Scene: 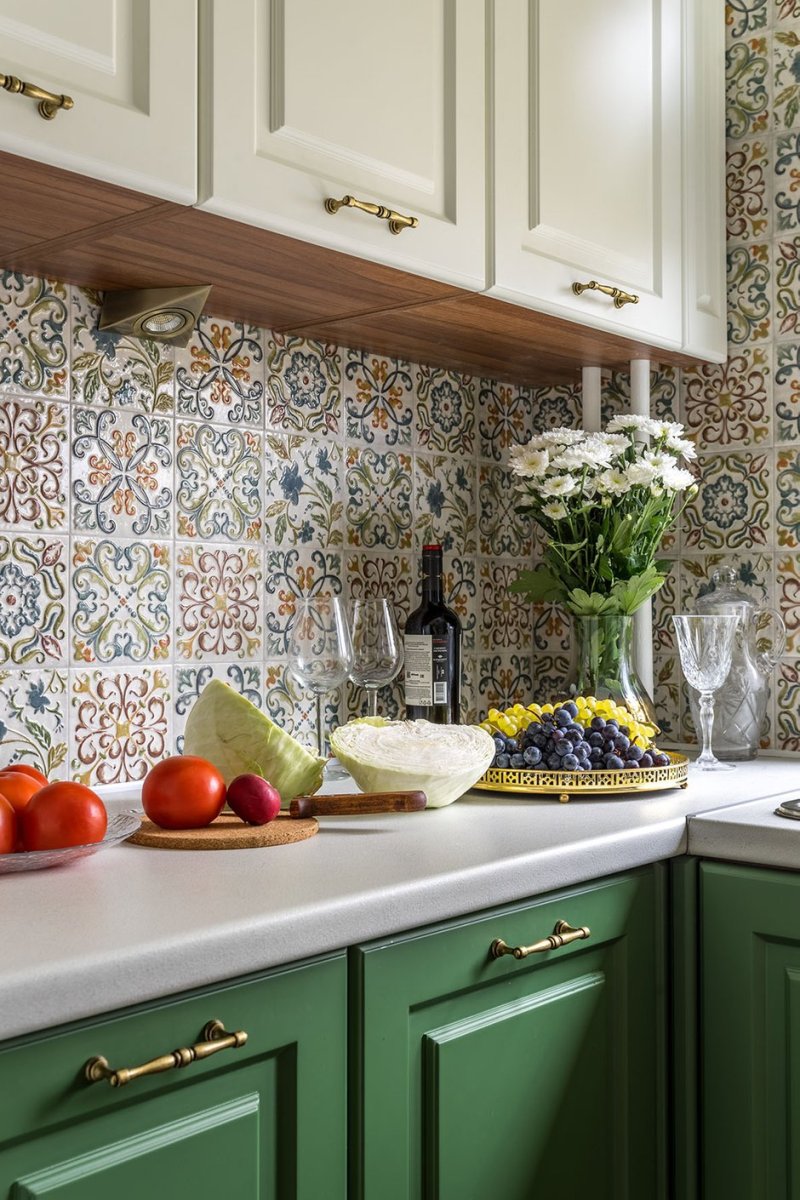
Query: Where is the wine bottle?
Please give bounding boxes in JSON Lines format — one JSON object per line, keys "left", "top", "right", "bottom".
{"left": 403, "top": 544, "right": 461, "bottom": 724}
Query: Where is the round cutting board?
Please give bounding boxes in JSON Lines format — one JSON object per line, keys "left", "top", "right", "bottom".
{"left": 128, "top": 812, "right": 318, "bottom": 850}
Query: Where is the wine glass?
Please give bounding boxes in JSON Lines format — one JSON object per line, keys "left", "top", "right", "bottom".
{"left": 349, "top": 598, "right": 404, "bottom": 717}
{"left": 287, "top": 596, "right": 352, "bottom": 759}
{"left": 672, "top": 614, "right": 739, "bottom": 771}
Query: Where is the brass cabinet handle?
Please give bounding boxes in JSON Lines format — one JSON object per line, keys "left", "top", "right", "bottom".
{"left": 0, "top": 73, "right": 74, "bottom": 120}
{"left": 572, "top": 279, "right": 639, "bottom": 308}
{"left": 84, "top": 1020, "right": 247, "bottom": 1089}
{"left": 490, "top": 919, "right": 591, "bottom": 960}
{"left": 324, "top": 193, "right": 418, "bottom": 235}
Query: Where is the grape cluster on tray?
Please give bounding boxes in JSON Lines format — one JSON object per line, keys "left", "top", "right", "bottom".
{"left": 480, "top": 698, "right": 670, "bottom": 773}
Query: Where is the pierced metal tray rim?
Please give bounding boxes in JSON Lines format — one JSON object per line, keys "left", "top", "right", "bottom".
{"left": 473, "top": 752, "right": 689, "bottom": 801}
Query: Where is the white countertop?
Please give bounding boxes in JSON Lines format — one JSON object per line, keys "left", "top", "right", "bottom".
{"left": 2, "top": 758, "right": 800, "bottom": 1042}
{"left": 689, "top": 786, "right": 800, "bottom": 868}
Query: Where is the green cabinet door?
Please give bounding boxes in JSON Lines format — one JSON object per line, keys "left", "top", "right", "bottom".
{"left": 351, "top": 866, "right": 667, "bottom": 1200}
{"left": 0, "top": 953, "right": 346, "bottom": 1200}
{"left": 701, "top": 861, "right": 800, "bottom": 1200}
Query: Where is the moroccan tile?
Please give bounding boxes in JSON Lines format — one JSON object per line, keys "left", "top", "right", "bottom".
{"left": 529, "top": 384, "right": 581, "bottom": 431}
{"left": 727, "top": 0, "right": 769, "bottom": 40}
{"left": 0, "top": 274, "right": 68, "bottom": 398}
{"left": 71, "top": 538, "right": 170, "bottom": 666}
{"left": 266, "top": 334, "right": 341, "bottom": 436}
{"left": 415, "top": 455, "right": 476, "bottom": 554}
{"left": 477, "top": 654, "right": 534, "bottom": 715}
{"left": 775, "top": 132, "right": 800, "bottom": 230}
{"left": 346, "top": 446, "right": 412, "bottom": 549}
{"left": 727, "top": 243, "right": 771, "bottom": 343}
{"left": 774, "top": 29, "right": 800, "bottom": 129}
{"left": 530, "top": 653, "right": 571, "bottom": 703}
{"left": 175, "top": 421, "right": 262, "bottom": 542}
{"left": 176, "top": 543, "right": 263, "bottom": 661}
{"left": 530, "top": 603, "right": 571, "bottom": 656}
{"left": 601, "top": 365, "right": 681, "bottom": 426}
{"left": 461, "top": 655, "right": 478, "bottom": 725}
{"left": 477, "top": 380, "right": 532, "bottom": 462}
{"left": 445, "top": 556, "right": 478, "bottom": 654}
{"left": 651, "top": 654, "right": 681, "bottom": 744}
{"left": 478, "top": 464, "right": 531, "bottom": 558}
{"left": 776, "top": 447, "right": 800, "bottom": 545}
{"left": 776, "top": 0, "right": 800, "bottom": 23}
{"left": 682, "top": 451, "right": 771, "bottom": 549}
{"left": 775, "top": 235, "right": 800, "bottom": 336}
{"left": 727, "top": 138, "right": 771, "bottom": 240}
{"left": 0, "top": 536, "right": 66, "bottom": 666}
{"left": 776, "top": 659, "right": 800, "bottom": 748}
{"left": 0, "top": 398, "right": 67, "bottom": 531}
{"left": 343, "top": 350, "right": 413, "bottom": 446}
{"left": 175, "top": 315, "right": 263, "bottom": 426}
{"left": 71, "top": 667, "right": 170, "bottom": 786}
{"left": 776, "top": 553, "right": 800, "bottom": 652}
{"left": 653, "top": 562, "right": 680, "bottom": 653}
{"left": 264, "top": 435, "right": 343, "bottom": 548}
{"left": 0, "top": 668, "right": 67, "bottom": 776}
{"left": 775, "top": 341, "right": 800, "bottom": 440}
{"left": 264, "top": 548, "right": 343, "bottom": 656}
{"left": 681, "top": 348, "right": 771, "bottom": 448}
{"left": 71, "top": 287, "right": 174, "bottom": 413}
{"left": 345, "top": 551, "right": 415, "bottom": 627}
{"left": 264, "top": 659, "right": 340, "bottom": 747}
{"left": 681, "top": 554, "right": 773, "bottom": 612}
{"left": 72, "top": 407, "right": 172, "bottom": 537}
{"left": 478, "top": 563, "right": 532, "bottom": 655}
{"left": 174, "top": 663, "right": 263, "bottom": 753}
{"left": 726, "top": 36, "right": 770, "bottom": 137}
{"left": 415, "top": 366, "right": 475, "bottom": 455}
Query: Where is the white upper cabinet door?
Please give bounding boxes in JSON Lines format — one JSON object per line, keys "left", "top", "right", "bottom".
{"left": 0, "top": 0, "right": 196, "bottom": 202}
{"left": 198, "top": 0, "right": 486, "bottom": 291}
{"left": 490, "top": 0, "right": 683, "bottom": 348}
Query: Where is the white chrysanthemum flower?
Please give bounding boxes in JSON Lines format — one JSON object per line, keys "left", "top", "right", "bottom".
{"left": 607, "top": 413, "right": 661, "bottom": 437}
{"left": 597, "top": 468, "right": 629, "bottom": 496}
{"left": 509, "top": 446, "right": 550, "bottom": 477}
{"left": 652, "top": 420, "right": 686, "bottom": 440}
{"left": 538, "top": 428, "right": 585, "bottom": 447}
{"left": 650, "top": 483, "right": 664, "bottom": 497}
{"left": 661, "top": 465, "right": 696, "bottom": 490}
{"left": 642, "top": 450, "right": 679, "bottom": 475}
{"left": 665, "top": 435, "right": 698, "bottom": 460}
{"left": 540, "top": 473, "right": 578, "bottom": 497}
{"left": 551, "top": 442, "right": 613, "bottom": 471}
{"left": 625, "top": 460, "right": 659, "bottom": 486}
{"left": 592, "top": 432, "right": 630, "bottom": 455}
{"left": 541, "top": 499, "right": 568, "bottom": 520}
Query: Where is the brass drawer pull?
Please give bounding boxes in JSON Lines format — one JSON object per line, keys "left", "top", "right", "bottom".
{"left": 324, "top": 193, "right": 418, "bottom": 235}
{"left": 0, "top": 72, "right": 74, "bottom": 120}
{"left": 84, "top": 1020, "right": 247, "bottom": 1089}
{"left": 572, "top": 279, "right": 639, "bottom": 308}
{"left": 490, "top": 919, "right": 590, "bottom": 960}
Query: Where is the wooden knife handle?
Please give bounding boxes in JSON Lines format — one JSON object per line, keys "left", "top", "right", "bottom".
{"left": 289, "top": 791, "right": 427, "bottom": 819}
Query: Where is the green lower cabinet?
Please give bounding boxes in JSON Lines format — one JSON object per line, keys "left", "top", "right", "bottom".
{"left": 701, "top": 861, "right": 800, "bottom": 1200}
{"left": 0, "top": 954, "right": 346, "bottom": 1200}
{"left": 351, "top": 866, "right": 668, "bottom": 1200}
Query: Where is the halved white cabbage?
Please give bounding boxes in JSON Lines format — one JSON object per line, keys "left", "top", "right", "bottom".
{"left": 330, "top": 718, "right": 495, "bottom": 808}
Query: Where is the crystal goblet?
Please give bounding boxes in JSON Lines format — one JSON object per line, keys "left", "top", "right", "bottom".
{"left": 672, "top": 613, "right": 738, "bottom": 771}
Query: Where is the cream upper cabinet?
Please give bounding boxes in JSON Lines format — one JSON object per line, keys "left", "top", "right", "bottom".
{"left": 489, "top": 0, "right": 687, "bottom": 351}
{"left": 198, "top": 0, "right": 486, "bottom": 291}
{"left": 0, "top": 0, "right": 196, "bottom": 202}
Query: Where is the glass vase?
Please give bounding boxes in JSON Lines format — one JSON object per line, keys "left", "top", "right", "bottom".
{"left": 571, "top": 614, "right": 659, "bottom": 731}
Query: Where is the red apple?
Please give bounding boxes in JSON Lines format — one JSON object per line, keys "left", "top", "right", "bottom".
{"left": 226, "top": 774, "right": 281, "bottom": 825}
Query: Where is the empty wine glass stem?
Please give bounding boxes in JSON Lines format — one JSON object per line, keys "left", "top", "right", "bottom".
{"left": 315, "top": 691, "right": 326, "bottom": 759}
{"left": 697, "top": 690, "right": 717, "bottom": 766}
{"left": 367, "top": 687, "right": 378, "bottom": 718}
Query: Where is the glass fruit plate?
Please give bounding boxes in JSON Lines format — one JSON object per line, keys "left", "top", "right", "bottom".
{"left": 0, "top": 811, "right": 141, "bottom": 875}
{"left": 473, "top": 752, "right": 689, "bottom": 803}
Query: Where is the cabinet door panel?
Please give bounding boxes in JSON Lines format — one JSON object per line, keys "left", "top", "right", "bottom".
{"left": 0, "top": 0, "right": 196, "bottom": 201}
{"left": 199, "top": 0, "right": 486, "bottom": 289}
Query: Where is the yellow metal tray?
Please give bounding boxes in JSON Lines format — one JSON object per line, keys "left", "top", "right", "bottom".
{"left": 473, "top": 752, "right": 689, "bottom": 803}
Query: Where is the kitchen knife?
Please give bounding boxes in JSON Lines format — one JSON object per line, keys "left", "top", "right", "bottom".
{"left": 289, "top": 791, "right": 427, "bottom": 819}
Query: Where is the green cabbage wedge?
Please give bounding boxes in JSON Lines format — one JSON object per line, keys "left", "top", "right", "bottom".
{"left": 329, "top": 719, "right": 495, "bottom": 808}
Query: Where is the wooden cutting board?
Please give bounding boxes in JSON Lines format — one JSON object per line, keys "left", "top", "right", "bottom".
{"left": 129, "top": 812, "right": 318, "bottom": 851}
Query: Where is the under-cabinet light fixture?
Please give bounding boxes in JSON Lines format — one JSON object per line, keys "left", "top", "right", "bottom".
{"left": 98, "top": 285, "right": 212, "bottom": 347}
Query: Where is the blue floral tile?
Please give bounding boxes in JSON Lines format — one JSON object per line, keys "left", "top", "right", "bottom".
{"left": 530, "top": 653, "right": 570, "bottom": 704}
{"left": 776, "top": 447, "right": 800, "bottom": 545}
{"left": 343, "top": 350, "right": 413, "bottom": 446}
{"left": 776, "top": 553, "right": 800, "bottom": 652}
{"left": 71, "top": 667, "right": 170, "bottom": 787}
{"left": 775, "top": 132, "right": 800, "bottom": 231}
{"left": 0, "top": 536, "right": 66, "bottom": 665}
{"left": 72, "top": 287, "right": 174, "bottom": 413}
{"left": 479, "top": 560, "right": 532, "bottom": 653}
{"left": 683, "top": 452, "right": 771, "bottom": 549}
{"left": 0, "top": 668, "right": 67, "bottom": 776}
{"left": 264, "top": 659, "right": 340, "bottom": 746}
{"left": 774, "top": 29, "right": 800, "bottom": 129}
{"left": 478, "top": 464, "right": 532, "bottom": 558}
{"left": 264, "top": 435, "right": 343, "bottom": 547}
{"left": 72, "top": 408, "right": 172, "bottom": 537}
{"left": 529, "top": 383, "right": 581, "bottom": 431}
{"left": 176, "top": 315, "right": 263, "bottom": 426}
{"left": 727, "top": 0, "right": 768, "bottom": 40}
{"left": 176, "top": 543, "right": 263, "bottom": 661}
{"left": 682, "top": 348, "right": 771, "bottom": 448}
{"left": 346, "top": 446, "right": 412, "bottom": 549}
{"left": 681, "top": 552, "right": 772, "bottom": 610}
{"left": 267, "top": 334, "right": 341, "bottom": 436}
{"left": 477, "top": 654, "right": 534, "bottom": 715}
{"left": 776, "top": 659, "right": 800, "bottom": 749}
{"left": 477, "top": 380, "right": 532, "bottom": 463}
{"left": 175, "top": 421, "right": 262, "bottom": 541}
{"left": 726, "top": 36, "right": 770, "bottom": 137}
{"left": 776, "top": 341, "right": 800, "bottom": 439}
{"left": 0, "top": 273, "right": 68, "bottom": 398}
{"left": 414, "top": 455, "right": 476, "bottom": 554}
{"left": 415, "top": 366, "right": 475, "bottom": 455}
{"left": 71, "top": 538, "right": 170, "bottom": 665}
{"left": 174, "top": 664, "right": 263, "bottom": 753}
{"left": 0, "top": 399, "right": 67, "bottom": 531}
{"left": 264, "top": 548, "right": 343, "bottom": 656}
{"left": 775, "top": 236, "right": 800, "bottom": 336}
{"left": 727, "top": 138, "right": 771, "bottom": 241}
{"left": 346, "top": 550, "right": 415, "bottom": 629}
{"left": 727, "top": 243, "right": 771, "bottom": 343}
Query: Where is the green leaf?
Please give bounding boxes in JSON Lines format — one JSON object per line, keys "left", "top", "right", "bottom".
{"left": 610, "top": 567, "right": 667, "bottom": 614}
{"left": 508, "top": 567, "right": 565, "bottom": 604}
{"left": 566, "top": 589, "right": 620, "bottom": 616}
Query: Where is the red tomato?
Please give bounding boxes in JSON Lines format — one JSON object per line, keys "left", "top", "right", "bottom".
{"left": 21, "top": 782, "right": 107, "bottom": 851}
{"left": 142, "top": 756, "right": 226, "bottom": 829}
{"left": 0, "top": 771, "right": 42, "bottom": 814}
{"left": 1, "top": 764, "right": 48, "bottom": 788}
{"left": 0, "top": 795, "right": 16, "bottom": 855}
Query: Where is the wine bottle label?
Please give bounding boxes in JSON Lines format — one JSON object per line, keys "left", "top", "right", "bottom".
{"left": 404, "top": 634, "right": 449, "bottom": 707}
